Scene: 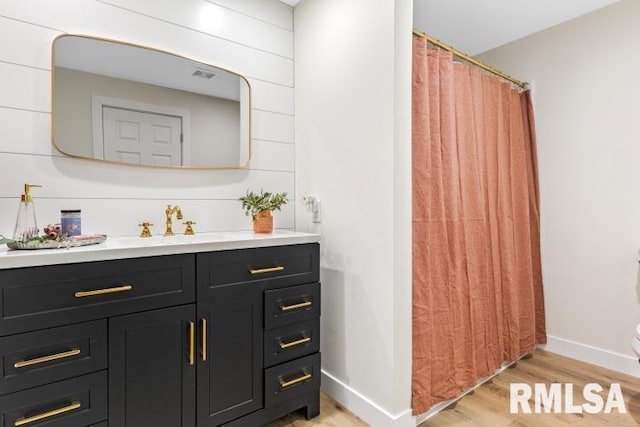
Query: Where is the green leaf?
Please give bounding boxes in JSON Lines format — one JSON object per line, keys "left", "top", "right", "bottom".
{"left": 0, "top": 235, "right": 15, "bottom": 245}
{"left": 238, "top": 189, "right": 289, "bottom": 221}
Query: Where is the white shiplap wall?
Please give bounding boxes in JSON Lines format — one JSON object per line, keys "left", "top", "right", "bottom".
{"left": 0, "top": 0, "right": 295, "bottom": 238}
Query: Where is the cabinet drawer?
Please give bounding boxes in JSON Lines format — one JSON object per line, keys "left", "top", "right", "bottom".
{"left": 0, "top": 254, "right": 195, "bottom": 335}
{"left": 0, "top": 320, "right": 106, "bottom": 396}
{"left": 264, "top": 282, "right": 320, "bottom": 330}
{"left": 264, "top": 319, "right": 320, "bottom": 368}
{"left": 197, "top": 244, "right": 319, "bottom": 298}
{"left": 0, "top": 371, "right": 107, "bottom": 427}
{"left": 264, "top": 353, "right": 321, "bottom": 408}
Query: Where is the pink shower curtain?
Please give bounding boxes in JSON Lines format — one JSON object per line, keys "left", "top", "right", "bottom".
{"left": 411, "top": 36, "right": 547, "bottom": 414}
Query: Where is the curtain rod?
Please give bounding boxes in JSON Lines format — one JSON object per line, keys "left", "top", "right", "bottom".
{"left": 412, "top": 29, "right": 528, "bottom": 89}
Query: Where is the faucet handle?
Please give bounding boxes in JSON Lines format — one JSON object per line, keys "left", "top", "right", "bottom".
{"left": 138, "top": 222, "right": 153, "bottom": 238}
{"left": 183, "top": 221, "right": 196, "bottom": 236}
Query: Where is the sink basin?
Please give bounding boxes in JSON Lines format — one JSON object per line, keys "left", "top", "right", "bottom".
{"left": 113, "top": 232, "right": 237, "bottom": 247}
{"left": 169, "top": 233, "right": 235, "bottom": 244}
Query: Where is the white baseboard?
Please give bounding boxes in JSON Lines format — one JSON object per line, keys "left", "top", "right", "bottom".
{"left": 541, "top": 335, "right": 640, "bottom": 378}
{"left": 321, "top": 370, "right": 415, "bottom": 427}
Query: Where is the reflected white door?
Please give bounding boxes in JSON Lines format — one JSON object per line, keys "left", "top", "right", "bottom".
{"left": 102, "top": 107, "right": 183, "bottom": 166}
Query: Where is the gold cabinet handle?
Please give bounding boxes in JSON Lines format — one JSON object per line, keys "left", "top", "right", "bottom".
{"left": 280, "top": 373, "right": 312, "bottom": 389}
{"left": 15, "top": 402, "right": 81, "bottom": 426}
{"left": 188, "top": 322, "right": 195, "bottom": 366}
{"left": 14, "top": 349, "right": 81, "bottom": 369}
{"left": 279, "top": 337, "right": 311, "bottom": 349}
{"left": 201, "top": 318, "right": 207, "bottom": 362}
{"left": 280, "top": 301, "right": 312, "bottom": 311}
{"left": 74, "top": 285, "right": 132, "bottom": 298}
{"left": 249, "top": 266, "right": 284, "bottom": 275}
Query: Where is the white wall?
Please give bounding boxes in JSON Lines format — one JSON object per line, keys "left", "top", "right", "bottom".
{"left": 295, "top": 0, "right": 414, "bottom": 425}
{"left": 478, "top": 0, "right": 640, "bottom": 376}
{"left": 0, "top": 0, "right": 294, "bottom": 238}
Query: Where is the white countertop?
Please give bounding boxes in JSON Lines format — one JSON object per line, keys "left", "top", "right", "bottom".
{"left": 0, "top": 230, "right": 320, "bottom": 270}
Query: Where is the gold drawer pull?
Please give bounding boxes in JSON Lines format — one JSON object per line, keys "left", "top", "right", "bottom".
{"left": 75, "top": 285, "right": 132, "bottom": 298}
{"left": 280, "top": 301, "right": 312, "bottom": 311}
{"left": 15, "top": 402, "right": 81, "bottom": 426}
{"left": 280, "top": 373, "right": 312, "bottom": 389}
{"left": 14, "top": 349, "right": 81, "bottom": 369}
{"left": 279, "top": 337, "right": 311, "bottom": 349}
{"left": 249, "top": 266, "right": 284, "bottom": 275}
{"left": 189, "top": 322, "right": 195, "bottom": 366}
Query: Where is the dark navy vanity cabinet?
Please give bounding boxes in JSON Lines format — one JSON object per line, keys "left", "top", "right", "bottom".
{"left": 0, "top": 243, "right": 320, "bottom": 427}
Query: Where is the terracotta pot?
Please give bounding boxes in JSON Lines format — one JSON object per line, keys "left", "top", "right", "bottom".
{"left": 253, "top": 210, "right": 273, "bottom": 233}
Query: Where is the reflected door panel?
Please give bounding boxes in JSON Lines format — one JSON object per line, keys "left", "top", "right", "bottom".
{"left": 102, "top": 107, "right": 182, "bottom": 167}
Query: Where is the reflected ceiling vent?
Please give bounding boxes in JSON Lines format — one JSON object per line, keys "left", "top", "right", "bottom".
{"left": 192, "top": 67, "right": 217, "bottom": 79}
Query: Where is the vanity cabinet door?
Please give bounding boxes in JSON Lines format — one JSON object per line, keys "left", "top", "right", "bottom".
{"left": 109, "top": 305, "right": 196, "bottom": 427}
{"left": 197, "top": 283, "right": 263, "bottom": 426}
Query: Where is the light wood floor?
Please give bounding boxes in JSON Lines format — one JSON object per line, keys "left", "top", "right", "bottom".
{"left": 423, "top": 349, "right": 640, "bottom": 426}
{"left": 264, "top": 350, "right": 640, "bottom": 426}
{"left": 263, "top": 392, "right": 366, "bottom": 426}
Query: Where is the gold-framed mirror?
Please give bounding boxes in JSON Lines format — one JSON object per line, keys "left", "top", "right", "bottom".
{"left": 52, "top": 34, "right": 251, "bottom": 169}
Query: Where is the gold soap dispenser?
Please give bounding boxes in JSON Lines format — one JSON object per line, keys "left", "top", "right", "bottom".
{"left": 12, "top": 183, "right": 42, "bottom": 243}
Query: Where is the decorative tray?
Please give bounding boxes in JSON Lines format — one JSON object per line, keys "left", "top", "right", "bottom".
{"left": 6, "top": 234, "right": 107, "bottom": 250}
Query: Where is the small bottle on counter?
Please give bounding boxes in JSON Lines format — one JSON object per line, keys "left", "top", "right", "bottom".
{"left": 61, "top": 209, "right": 81, "bottom": 236}
{"left": 13, "top": 183, "right": 42, "bottom": 243}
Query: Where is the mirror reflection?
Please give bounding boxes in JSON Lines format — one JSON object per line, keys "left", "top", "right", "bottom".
{"left": 52, "top": 35, "right": 251, "bottom": 169}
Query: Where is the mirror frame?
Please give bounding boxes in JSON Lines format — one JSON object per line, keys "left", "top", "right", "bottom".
{"left": 51, "top": 33, "right": 253, "bottom": 170}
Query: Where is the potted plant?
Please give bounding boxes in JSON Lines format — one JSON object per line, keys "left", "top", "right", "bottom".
{"left": 239, "top": 190, "right": 288, "bottom": 233}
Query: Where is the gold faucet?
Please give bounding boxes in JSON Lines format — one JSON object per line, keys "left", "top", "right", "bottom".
{"left": 183, "top": 221, "right": 196, "bottom": 235}
{"left": 164, "top": 204, "right": 183, "bottom": 236}
{"left": 138, "top": 222, "right": 153, "bottom": 238}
